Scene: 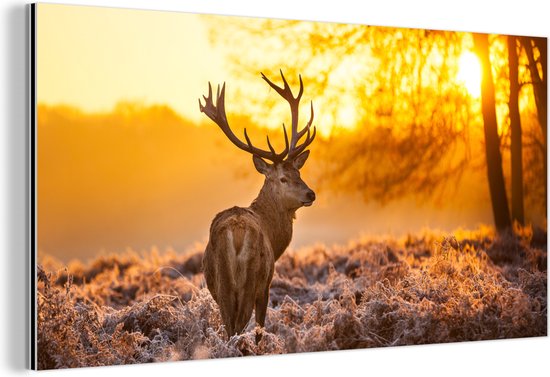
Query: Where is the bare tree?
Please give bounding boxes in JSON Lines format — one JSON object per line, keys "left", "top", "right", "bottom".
{"left": 521, "top": 37, "right": 547, "bottom": 208}
{"left": 474, "top": 33, "right": 511, "bottom": 231}
{"left": 508, "top": 36, "right": 525, "bottom": 225}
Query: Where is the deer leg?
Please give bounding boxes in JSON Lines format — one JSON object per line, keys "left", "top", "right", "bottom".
{"left": 217, "top": 284, "right": 237, "bottom": 338}
{"left": 233, "top": 262, "right": 257, "bottom": 334}
{"left": 214, "top": 246, "right": 238, "bottom": 338}
{"left": 254, "top": 285, "right": 270, "bottom": 343}
{"left": 234, "top": 294, "right": 255, "bottom": 335}
{"left": 255, "top": 287, "right": 269, "bottom": 328}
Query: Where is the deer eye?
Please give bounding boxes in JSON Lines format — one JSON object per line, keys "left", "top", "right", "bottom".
{"left": 280, "top": 177, "right": 288, "bottom": 184}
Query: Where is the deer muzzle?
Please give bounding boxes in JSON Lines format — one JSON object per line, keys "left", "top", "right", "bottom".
{"left": 302, "top": 190, "right": 316, "bottom": 206}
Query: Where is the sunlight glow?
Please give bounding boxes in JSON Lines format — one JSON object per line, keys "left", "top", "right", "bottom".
{"left": 457, "top": 52, "right": 482, "bottom": 97}
{"left": 338, "top": 105, "right": 357, "bottom": 130}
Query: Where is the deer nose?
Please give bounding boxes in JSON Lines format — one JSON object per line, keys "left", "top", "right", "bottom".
{"left": 306, "top": 190, "right": 316, "bottom": 202}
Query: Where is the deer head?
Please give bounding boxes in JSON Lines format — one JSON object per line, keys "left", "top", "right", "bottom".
{"left": 199, "top": 70, "right": 316, "bottom": 210}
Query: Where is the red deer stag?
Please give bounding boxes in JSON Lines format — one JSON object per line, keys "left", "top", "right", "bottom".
{"left": 199, "top": 71, "right": 316, "bottom": 339}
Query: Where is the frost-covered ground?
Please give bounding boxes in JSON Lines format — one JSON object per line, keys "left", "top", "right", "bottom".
{"left": 37, "top": 227, "right": 547, "bottom": 369}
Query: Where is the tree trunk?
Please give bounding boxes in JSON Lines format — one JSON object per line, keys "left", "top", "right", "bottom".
{"left": 521, "top": 37, "right": 547, "bottom": 208}
{"left": 473, "top": 33, "right": 512, "bottom": 232}
{"left": 521, "top": 37, "right": 548, "bottom": 141}
{"left": 508, "top": 36, "right": 524, "bottom": 225}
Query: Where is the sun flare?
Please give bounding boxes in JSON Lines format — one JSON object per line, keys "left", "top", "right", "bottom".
{"left": 457, "top": 51, "right": 482, "bottom": 97}
{"left": 338, "top": 104, "right": 357, "bottom": 130}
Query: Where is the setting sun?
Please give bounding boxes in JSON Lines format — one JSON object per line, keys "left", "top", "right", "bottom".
{"left": 457, "top": 51, "right": 482, "bottom": 97}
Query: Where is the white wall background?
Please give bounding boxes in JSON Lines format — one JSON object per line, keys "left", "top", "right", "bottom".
{"left": 1, "top": 0, "right": 548, "bottom": 376}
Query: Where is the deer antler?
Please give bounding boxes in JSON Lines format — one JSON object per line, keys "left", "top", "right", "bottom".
{"left": 199, "top": 82, "right": 289, "bottom": 163}
{"left": 261, "top": 70, "right": 316, "bottom": 160}
{"left": 199, "top": 70, "right": 315, "bottom": 163}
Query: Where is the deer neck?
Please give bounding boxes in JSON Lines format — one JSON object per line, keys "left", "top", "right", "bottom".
{"left": 250, "top": 183, "right": 295, "bottom": 261}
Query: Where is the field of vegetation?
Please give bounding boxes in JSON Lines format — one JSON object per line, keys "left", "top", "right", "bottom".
{"left": 37, "top": 226, "right": 547, "bottom": 370}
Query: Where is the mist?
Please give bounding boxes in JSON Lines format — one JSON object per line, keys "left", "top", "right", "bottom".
{"left": 38, "top": 103, "right": 508, "bottom": 262}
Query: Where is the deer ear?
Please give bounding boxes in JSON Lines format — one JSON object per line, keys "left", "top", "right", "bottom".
{"left": 292, "top": 150, "right": 310, "bottom": 169}
{"left": 253, "top": 155, "right": 271, "bottom": 175}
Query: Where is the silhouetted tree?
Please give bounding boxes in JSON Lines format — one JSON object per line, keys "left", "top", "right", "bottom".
{"left": 507, "top": 36, "right": 524, "bottom": 225}
{"left": 474, "top": 33, "right": 511, "bottom": 231}
{"left": 521, "top": 37, "right": 547, "bottom": 142}
{"left": 521, "top": 37, "right": 547, "bottom": 209}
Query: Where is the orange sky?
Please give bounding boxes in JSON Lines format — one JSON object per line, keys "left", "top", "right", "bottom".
{"left": 37, "top": 4, "right": 229, "bottom": 124}
{"left": 37, "top": 4, "right": 366, "bottom": 137}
